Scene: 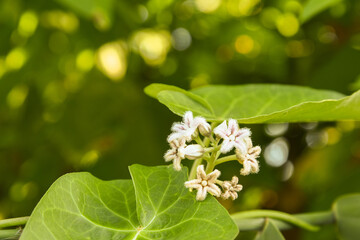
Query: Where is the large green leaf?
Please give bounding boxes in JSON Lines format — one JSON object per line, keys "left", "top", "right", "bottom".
{"left": 333, "top": 194, "right": 360, "bottom": 240}
{"left": 21, "top": 165, "right": 238, "bottom": 240}
{"left": 254, "top": 220, "right": 285, "bottom": 240}
{"left": 20, "top": 173, "right": 139, "bottom": 239}
{"left": 300, "top": 0, "right": 342, "bottom": 23}
{"left": 128, "top": 165, "right": 238, "bottom": 240}
{"left": 145, "top": 83, "right": 360, "bottom": 123}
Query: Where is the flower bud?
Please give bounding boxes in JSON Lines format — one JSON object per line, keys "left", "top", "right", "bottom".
{"left": 183, "top": 144, "right": 204, "bottom": 160}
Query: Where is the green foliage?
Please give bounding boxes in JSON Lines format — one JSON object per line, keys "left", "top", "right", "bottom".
{"left": 0, "top": 0, "right": 360, "bottom": 239}
{"left": 300, "top": 0, "right": 342, "bottom": 23}
{"left": 21, "top": 165, "right": 238, "bottom": 240}
{"left": 56, "top": 0, "right": 115, "bottom": 29}
{"left": 145, "top": 83, "right": 360, "bottom": 123}
{"left": 255, "top": 220, "right": 285, "bottom": 240}
{"left": 333, "top": 194, "right": 360, "bottom": 240}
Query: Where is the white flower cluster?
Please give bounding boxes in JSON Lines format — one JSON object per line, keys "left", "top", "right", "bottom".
{"left": 164, "top": 111, "right": 261, "bottom": 201}
{"left": 164, "top": 111, "right": 211, "bottom": 171}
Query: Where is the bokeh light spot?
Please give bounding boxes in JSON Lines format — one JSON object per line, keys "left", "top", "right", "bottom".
{"left": 132, "top": 30, "right": 171, "bottom": 66}
{"left": 282, "top": 161, "right": 294, "bottom": 181}
{"left": 238, "top": 0, "right": 262, "bottom": 16}
{"left": 138, "top": 5, "right": 149, "bottom": 22}
{"left": 264, "top": 137, "right": 289, "bottom": 167}
{"left": 42, "top": 11, "right": 79, "bottom": 33}
{"left": 7, "top": 84, "right": 29, "bottom": 109}
{"left": 235, "top": 35, "right": 254, "bottom": 54}
{"left": 318, "top": 25, "right": 337, "bottom": 44}
{"left": 265, "top": 123, "right": 289, "bottom": 137}
{"left": 76, "top": 49, "right": 95, "bottom": 72}
{"left": 80, "top": 150, "right": 100, "bottom": 167}
{"left": 18, "top": 11, "right": 38, "bottom": 37}
{"left": 190, "top": 73, "right": 210, "bottom": 89}
{"left": 172, "top": 28, "right": 192, "bottom": 51}
{"left": 5, "top": 48, "right": 27, "bottom": 70}
{"left": 195, "top": 0, "right": 221, "bottom": 13}
{"left": 260, "top": 7, "right": 281, "bottom": 29}
{"left": 96, "top": 42, "right": 127, "bottom": 81}
{"left": 306, "top": 130, "right": 328, "bottom": 149}
{"left": 276, "top": 13, "right": 299, "bottom": 37}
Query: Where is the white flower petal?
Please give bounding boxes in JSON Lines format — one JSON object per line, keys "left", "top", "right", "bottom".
{"left": 196, "top": 187, "right": 207, "bottom": 201}
{"left": 207, "top": 184, "right": 222, "bottom": 197}
{"left": 172, "top": 157, "right": 182, "bottom": 171}
{"left": 207, "top": 169, "right": 221, "bottom": 182}
{"left": 164, "top": 149, "right": 175, "bottom": 162}
{"left": 213, "top": 120, "right": 228, "bottom": 138}
{"left": 228, "top": 119, "right": 239, "bottom": 135}
{"left": 184, "top": 179, "right": 201, "bottom": 189}
{"left": 171, "top": 122, "right": 186, "bottom": 132}
{"left": 236, "top": 127, "right": 251, "bottom": 138}
{"left": 234, "top": 139, "right": 248, "bottom": 155}
{"left": 220, "top": 139, "right": 234, "bottom": 153}
{"left": 196, "top": 165, "right": 207, "bottom": 179}
{"left": 183, "top": 111, "right": 194, "bottom": 127}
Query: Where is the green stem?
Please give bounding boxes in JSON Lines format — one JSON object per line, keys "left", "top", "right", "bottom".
{"left": 231, "top": 210, "right": 322, "bottom": 232}
{"left": 232, "top": 211, "right": 334, "bottom": 231}
{"left": 0, "top": 217, "right": 29, "bottom": 229}
{"left": 215, "top": 154, "right": 237, "bottom": 165}
{"left": 0, "top": 229, "right": 21, "bottom": 238}
{"left": 206, "top": 149, "right": 219, "bottom": 174}
{"left": 194, "top": 135, "right": 205, "bottom": 147}
{"left": 189, "top": 158, "right": 203, "bottom": 180}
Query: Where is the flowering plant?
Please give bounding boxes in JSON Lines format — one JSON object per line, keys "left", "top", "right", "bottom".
{"left": 164, "top": 111, "right": 260, "bottom": 201}
{"left": 1, "top": 84, "right": 360, "bottom": 240}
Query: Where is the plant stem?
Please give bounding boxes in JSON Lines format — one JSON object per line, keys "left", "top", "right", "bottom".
{"left": 231, "top": 210, "right": 323, "bottom": 232}
{"left": 194, "top": 135, "right": 205, "bottom": 147}
{"left": 215, "top": 154, "right": 237, "bottom": 165}
{"left": 0, "top": 217, "right": 29, "bottom": 229}
{"left": 189, "top": 158, "right": 203, "bottom": 180}
{"left": 232, "top": 211, "right": 334, "bottom": 231}
{"left": 206, "top": 149, "right": 219, "bottom": 174}
{"left": 0, "top": 229, "right": 21, "bottom": 238}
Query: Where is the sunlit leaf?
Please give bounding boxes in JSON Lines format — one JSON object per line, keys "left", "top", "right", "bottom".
{"left": 145, "top": 83, "right": 360, "bottom": 123}
{"left": 333, "top": 194, "right": 360, "bottom": 240}
{"left": 255, "top": 220, "right": 285, "bottom": 240}
{"left": 300, "top": 0, "right": 342, "bottom": 23}
{"left": 21, "top": 166, "right": 238, "bottom": 240}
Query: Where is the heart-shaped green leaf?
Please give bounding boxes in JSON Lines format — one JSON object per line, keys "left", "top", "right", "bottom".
{"left": 20, "top": 173, "right": 139, "bottom": 239}
{"left": 255, "top": 220, "right": 285, "bottom": 240}
{"left": 21, "top": 165, "right": 238, "bottom": 240}
{"left": 145, "top": 83, "right": 360, "bottom": 123}
{"left": 333, "top": 193, "right": 360, "bottom": 240}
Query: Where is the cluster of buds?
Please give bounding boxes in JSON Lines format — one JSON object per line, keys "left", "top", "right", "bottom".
{"left": 164, "top": 111, "right": 261, "bottom": 201}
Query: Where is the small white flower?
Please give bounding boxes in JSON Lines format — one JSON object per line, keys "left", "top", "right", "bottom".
{"left": 184, "top": 165, "right": 221, "bottom": 201}
{"left": 213, "top": 119, "right": 251, "bottom": 154}
{"left": 221, "top": 176, "right": 243, "bottom": 200}
{"left": 236, "top": 137, "right": 261, "bottom": 175}
{"left": 164, "top": 139, "right": 204, "bottom": 171}
{"left": 167, "top": 111, "right": 211, "bottom": 142}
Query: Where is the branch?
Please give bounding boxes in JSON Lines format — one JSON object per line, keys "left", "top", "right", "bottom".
{"left": 231, "top": 210, "right": 334, "bottom": 232}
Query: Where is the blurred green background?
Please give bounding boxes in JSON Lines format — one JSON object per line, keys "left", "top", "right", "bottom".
{"left": 0, "top": 0, "right": 360, "bottom": 239}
